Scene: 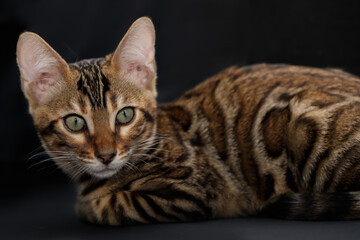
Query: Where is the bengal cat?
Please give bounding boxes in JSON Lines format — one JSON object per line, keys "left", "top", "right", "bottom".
{"left": 16, "top": 17, "right": 360, "bottom": 225}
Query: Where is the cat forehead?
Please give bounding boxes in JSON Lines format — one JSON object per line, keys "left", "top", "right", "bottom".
{"left": 68, "top": 57, "right": 146, "bottom": 111}
{"left": 70, "top": 58, "right": 110, "bottom": 109}
{"left": 70, "top": 57, "right": 106, "bottom": 71}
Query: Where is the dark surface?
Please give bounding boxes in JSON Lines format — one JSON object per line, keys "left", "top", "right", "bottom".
{"left": 2, "top": 183, "right": 360, "bottom": 240}
{"left": 1, "top": 0, "right": 360, "bottom": 239}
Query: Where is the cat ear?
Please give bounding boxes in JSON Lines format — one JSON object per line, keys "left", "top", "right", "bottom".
{"left": 16, "top": 32, "right": 70, "bottom": 106}
{"left": 111, "top": 17, "right": 157, "bottom": 96}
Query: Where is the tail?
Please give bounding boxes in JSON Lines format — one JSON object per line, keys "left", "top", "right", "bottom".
{"left": 259, "top": 192, "right": 360, "bottom": 220}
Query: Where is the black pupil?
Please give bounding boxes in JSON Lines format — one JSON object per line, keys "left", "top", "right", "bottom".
{"left": 123, "top": 111, "right": 127, "bottom": 117}
{"left": 74, "top": 118, "right": 78, "bottom": 125}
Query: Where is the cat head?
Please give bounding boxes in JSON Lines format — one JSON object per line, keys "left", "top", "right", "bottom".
{"left": 17, "top": 17, "right": 158, "bottom": 179}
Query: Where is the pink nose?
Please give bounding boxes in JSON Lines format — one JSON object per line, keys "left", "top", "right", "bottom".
{"left": 96, "top": 152, "right": 116, "bottom": 165}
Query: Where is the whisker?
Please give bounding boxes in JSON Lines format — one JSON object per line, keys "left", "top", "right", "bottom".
{"left": 34, "top": 163, "right": 60, "bottom": 173}
{"left": 70, "top": 167, "right": 88, "bottom": 181}
{"left": 26, "top": 146, "right": 44, "bottom": 157}
{"left": 28, "top": 150, "right": 75, "bottom": 161}
{"left": 28, "top": 156, "right": 71, "bottom": 169}
{"left": 124, "top": 161, "right": 140, "bottom": 173}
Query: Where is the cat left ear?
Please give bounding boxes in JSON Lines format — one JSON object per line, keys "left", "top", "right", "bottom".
{"left": 16, "top": 32, "right": 70, "bottom": 107}
{"left": 111, "top": 17, "right": 157, "bottom": 96}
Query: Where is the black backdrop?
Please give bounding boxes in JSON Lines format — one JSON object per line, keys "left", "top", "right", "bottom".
{"left": 1, "top": 0, "right": 360, "bottom": 197}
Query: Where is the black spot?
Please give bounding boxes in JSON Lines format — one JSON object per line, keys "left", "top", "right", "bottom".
{"left": 137, "top": 186, "right": 211, "bottom": 218}
{"left": 200, "top": 82, "right": 228, "bottom": 161}
{"left": 167, "top": 119, "right": 190, "bottom": 163}
{"left": 278, "top": 93, "right": 294, "bottom": 102}
{"left": 190, "top": 131, "right": 204, "bottom": 146}
{"left": 122, "top": 192, "right": 131, "bottom": 206}
{"left": 163, "top": 166, "right": 193, "bottom": 179}
{"left": 171, "top": 205, "right": 204, "bottom": 221}
{"left": 262, "top": 174, "right": 275, "bottom": 200}
{"left": 132, "top": 193, "right": 158, "bottom": 223}
{"left": 236, "top": 82, "right": 281, "bottom": 194}
{"left": 295, "top": 118, "right": 318, "bottom": 176}
{"left": 54, "top": 141, "right": 72, "bottom": 149}
{"left": 260, "top": 192, "right": 357, "bottom": 220}
{"left": 261, "top": 107, "right": 290, "bottom": 158}
{"left": 110, "top": 194, "right": 117, "bottom": 209}
{"left": 114, "top": 204, "right": 141, "bottom": 225}
{"left": 340, "top": 121, "right": 360, "bottom": 143}
{"left": 285, "top": 168, "right": 298, "bottom": 192}
{"left": 39, "top": 120, "right": 57, "bottom": 136}
{"left": 198, "top": 173, "right": 217, "bottom": 188}
{"left": 160, "top": 105, "right": 192, "bottom": 132}
{"left": 100, "top": 72, "right": 110, "bottom": 108}
{"left": 336, "top": 171, "right": 360, "bottom": 192}
{"left": 174, "top": 152, "right": 188, "bottom": 162}
{"left": 140, "top": 108, "right": 154, "bottom": 123}
{"left": 101, "top": 208, "right": 109, "bottom": 224}
{"left": 182, "top": 90, "right": 201, "bottom": 99}
{"left": 323, "top": 145, "right": 360, "bottom": 191}
{"left": 141, "top": 195, "right": 180, "bottom": 221}
{"left": 308, "top": 148, "right": 330, "bottom": 189}
{"left": 77, "top": 76, "right": 96, "bottom": 108}
{"left": 78, "top": 173, "right": 92, "bottom": 183}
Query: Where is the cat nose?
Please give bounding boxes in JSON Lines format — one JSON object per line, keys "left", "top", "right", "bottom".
{"left": 96, "top": 152, "right": 116, "bottom": 165}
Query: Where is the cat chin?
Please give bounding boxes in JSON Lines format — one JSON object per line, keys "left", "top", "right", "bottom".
{"left": 90, "top": 168, "right": 118, "bottom": 179}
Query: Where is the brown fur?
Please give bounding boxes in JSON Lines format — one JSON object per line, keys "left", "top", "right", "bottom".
{"left": 17, "top": 18, "right": 360, "bottom": 225}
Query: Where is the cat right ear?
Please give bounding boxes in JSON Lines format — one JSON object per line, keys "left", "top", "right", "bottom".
{"left": 16, "top": 32, "right": 70, "bottom": 107}
{"left": 110, "top": 17, "right": 157, "bottom": 97}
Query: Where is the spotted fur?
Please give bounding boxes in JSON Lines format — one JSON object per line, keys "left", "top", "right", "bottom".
{"left": 17, "top": 17, "right": 360, "bottom": 225}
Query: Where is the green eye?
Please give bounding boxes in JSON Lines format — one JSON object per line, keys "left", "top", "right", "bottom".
{"left": 116, "top": 107, "right": 134, "bottom": 125}
{"left": 64, "top": 115, "right": 86, "bottom": 132}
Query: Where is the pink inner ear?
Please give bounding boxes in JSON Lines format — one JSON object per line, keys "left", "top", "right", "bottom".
{"left": 17, "top": 32, "right": 68, "bottom": 105}
{"left": 38, "top": 72, "right": 56, "bottom": 90}
{"left": 25, "top": 71, "right": 58, "bottom": 104}
{"left": 124, "top": 61, "right": 153, "bottom": 89}
{"left": 137, "top": 65, "right": 154, "bottom": 89}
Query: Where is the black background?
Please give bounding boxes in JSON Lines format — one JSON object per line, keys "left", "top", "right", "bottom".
{"left": 1, "top": 1, "right": 360, "bottom": 239}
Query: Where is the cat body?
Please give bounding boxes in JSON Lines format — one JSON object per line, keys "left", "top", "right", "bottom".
{"left": 17, "top": 17, "right": 360, "bottom": 225}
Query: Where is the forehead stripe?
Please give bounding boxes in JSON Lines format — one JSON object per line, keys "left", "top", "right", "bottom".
{"left": 72, "top": 58, "right": 110, "bottom": 109}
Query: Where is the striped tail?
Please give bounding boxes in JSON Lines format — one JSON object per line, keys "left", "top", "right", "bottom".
{"left": 259, "top": 192, "right": 360, "bottom": 220}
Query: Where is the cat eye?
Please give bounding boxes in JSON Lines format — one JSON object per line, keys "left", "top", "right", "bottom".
{"left": 64, "top": 115, "right": 86, "bottom": 132}
{"left": 116, "top": 107, "right": 134, "bottom": 125}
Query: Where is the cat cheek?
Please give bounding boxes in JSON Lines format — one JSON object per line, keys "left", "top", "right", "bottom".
{"left": 77, "top": 151, "right": 92, "bottom": 160}
{"left": 119, "top": 125, "right": 133, "bottom": 138}
{"left": 123, "top": 145, "right": 130, "bottom": 152}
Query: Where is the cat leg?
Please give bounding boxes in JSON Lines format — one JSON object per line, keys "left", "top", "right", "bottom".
{"left": 75, "top": 188, "right": 211, "bottom": 225}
